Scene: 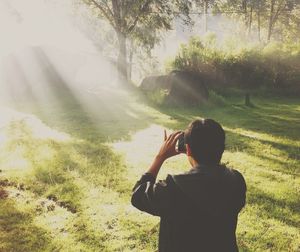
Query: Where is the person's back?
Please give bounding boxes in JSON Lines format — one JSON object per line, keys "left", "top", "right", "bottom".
{"left": 131, "top": 119, "right": 246, "bottom": 252}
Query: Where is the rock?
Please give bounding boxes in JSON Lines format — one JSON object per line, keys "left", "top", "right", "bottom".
{"left": 140, "top": 70, "right": 208, "bottom": 105}
{"left": 166, "top": 71, "right": 209, "bottom": 105}
{"left": 140, "top": 75, "right": 170, "bottom": 92}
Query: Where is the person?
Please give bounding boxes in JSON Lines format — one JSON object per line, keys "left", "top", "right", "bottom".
{"left": 131, "top": 119, "right": 246, "bottom": 252}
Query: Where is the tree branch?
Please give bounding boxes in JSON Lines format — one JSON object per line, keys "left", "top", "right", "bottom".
{"left": 127, "top": 0, "right": 152, "bottom": 34}
{"left": 112, "top": 0, "right": 122, "bottom": 27}
{"left": 272, "top": 0, "right": 286, "bottom": 24}
{"left": 88, "top": 0, "right": 117, "bottom": 30}
{"left": 102, "top": 0, "right": 115, "bottom": 22}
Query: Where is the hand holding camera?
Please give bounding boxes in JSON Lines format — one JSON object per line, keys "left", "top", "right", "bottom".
{"left": 156, "top": 130, "right": 185, "bottom": 162}
{"left": 177, "top": 131, "right": 186, "bottom": 153}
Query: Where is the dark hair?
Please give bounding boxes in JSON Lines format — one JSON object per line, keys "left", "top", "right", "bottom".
{"left": 184, "top": 119, "right": 225, "bottom": 165}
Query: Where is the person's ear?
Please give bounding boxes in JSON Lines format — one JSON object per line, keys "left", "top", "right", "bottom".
{"left": 186, "top": 144, "right": 192, "bottom": 156}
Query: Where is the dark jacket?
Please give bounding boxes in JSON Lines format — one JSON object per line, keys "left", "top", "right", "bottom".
{"left": 131, "top": 165, "right": 246, "bottom": 252}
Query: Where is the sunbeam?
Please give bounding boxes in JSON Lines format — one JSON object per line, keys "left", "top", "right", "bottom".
{"left": 0, "top": 1, "right": 299, "bottom": 251}
{"left": 0, "top": 0, "right": 137, "bottom": 136}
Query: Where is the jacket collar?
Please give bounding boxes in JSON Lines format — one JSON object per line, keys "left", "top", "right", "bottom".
{"left": 189, "top": 164, "right": 224, "bottom": 174}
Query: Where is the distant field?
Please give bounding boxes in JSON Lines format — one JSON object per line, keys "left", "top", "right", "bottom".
{"left": 0, "top": 90, "right": 299, "bottom": 251}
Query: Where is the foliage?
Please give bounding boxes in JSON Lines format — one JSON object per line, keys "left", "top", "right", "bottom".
{"left": 82, "top": 0, "right": 192, "bottom": 36}
{"left": 216, "top": 0, "right": 300, "bottom": 42}
{"left": 0, "top": 200, "right": 54, "bottom": 252}
{"left": 80, "top": 0, "right": 193, "bottom": 80}
{"left": 169, "top": 35, "right": 300, "bottom": 92}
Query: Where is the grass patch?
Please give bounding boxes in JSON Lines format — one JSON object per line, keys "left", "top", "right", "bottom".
{"left": 0, "top": 199, "right": 54, "bottom": 252}
{"left": 0, "top": 90, "right": 299, "bottom": 251}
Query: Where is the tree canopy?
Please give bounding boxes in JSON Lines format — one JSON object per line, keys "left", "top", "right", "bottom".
{"left": 79, "top": 0, "right": 300, "bottom": 81}
{"left": 82, "top": 0, "right": 192, "bottom": 81}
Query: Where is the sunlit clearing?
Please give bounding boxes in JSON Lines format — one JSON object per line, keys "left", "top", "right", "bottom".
{"left": 0, "top": 107, "right": 70, "bottom": 176}
{"left": 112, "top": 124, "right": 190, "bottom": 179}
{"left": 112, "top": 124, "right": 167, "bottom": 165}
{"left": 0, "top": 107, "right": 70, "bottom": 141}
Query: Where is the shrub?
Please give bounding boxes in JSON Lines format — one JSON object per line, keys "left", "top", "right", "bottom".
{"left": 168, "top": 36, "right": 300, "bottom": 94}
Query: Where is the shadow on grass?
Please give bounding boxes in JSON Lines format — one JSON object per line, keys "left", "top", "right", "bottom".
{"left": 0, "top": 199, "right": 54, "bottom": 252}
{"left": 146, "top": 96, "right": 300, "bottom": 232}
{"left": 146, "top": 96, "right": 299, "bottom": 171}
{"left": 225, "top": 131, "right": 299, "bottom": 175}
{"left": 5, "top": 119, "right": 130, "bottom": 209}
{"left": 147, "top": 95, "right": 300, "bottom": 138}
{"left": 247, "top": 185, "right": 300, "bottom": 229}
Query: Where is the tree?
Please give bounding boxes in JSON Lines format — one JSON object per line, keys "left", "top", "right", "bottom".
{"left": 81, "top": 0, "right": 192, "bottom": 82}
{"left": 267, "top": 0, "right": 286, "bottom": 41}
{"left": 217, "top": 0, "right": 299, "bottom": 43}
{"left": 266, "top": 0, "right": 300, "bottom": 41}
{"left": 195, "top": 0, "right": 216, "bottom": 33}
{"left": 256, "top": 0, "right": 261, "bottom": 41}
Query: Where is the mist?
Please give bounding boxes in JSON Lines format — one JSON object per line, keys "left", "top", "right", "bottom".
{"left": 0, "top": 0, "right": 248, "bottom": 93}
{"left": 0, "top": 1, "right": 299, "bottom": 251}
{"left": 0, "top": 0, "right": 120, "bottom": 108}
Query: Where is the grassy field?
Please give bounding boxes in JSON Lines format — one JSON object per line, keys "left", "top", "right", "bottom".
{"left": 0, "top": 88, "right": 299, "bottom": 251}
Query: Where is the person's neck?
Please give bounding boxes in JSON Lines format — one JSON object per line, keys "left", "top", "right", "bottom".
{"left": 194, "top": 162, "right": 220, "bottom": 168}
{"left": 189, "top": 157, "right": 220, "bottom": 168}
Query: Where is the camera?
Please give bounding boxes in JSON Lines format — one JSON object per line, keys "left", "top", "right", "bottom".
{"left": 177, "top": 132, "right": 186, "bottom": 153}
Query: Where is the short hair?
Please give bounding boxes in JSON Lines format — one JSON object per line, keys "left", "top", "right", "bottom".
{"left": 184, "top": 119, "right": 225, "bottom": 165}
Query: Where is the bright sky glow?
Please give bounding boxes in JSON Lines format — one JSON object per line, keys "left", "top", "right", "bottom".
{"left": 0, "top": 0, "right": 120, "bottom": 117}
{"left": 0, "top": 0, "right": 97, "bottom": 57}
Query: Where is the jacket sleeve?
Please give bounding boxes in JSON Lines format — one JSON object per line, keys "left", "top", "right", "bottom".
{"left": 131, "top": 173, "right": 174, "bottom": 217}
{"left": 234, "top": 170, "right": 247, "bottom": 212}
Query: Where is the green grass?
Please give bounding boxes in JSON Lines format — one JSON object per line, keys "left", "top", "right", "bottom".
{"left": 148, "top": 94, "right": 300, "bottom": 251}
{"left": 0, "top": 199, "right": 55, "bottom": 252}
{"left": 0, "top": 89, "right": 299, "bottom": 251}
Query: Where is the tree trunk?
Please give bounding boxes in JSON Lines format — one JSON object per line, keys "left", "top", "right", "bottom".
{"left": 268, "top": 0, "right": 275, "bottom": 42}
{"left": 117, "top": 32, "right": 128, "bottom": 82}
{"left": 257, "top": 5, "right": 261, "bottom": 41}
{"left": 248, "top": 5, "right": 253, "bottom": 36}
{"left": 128, "top": 42, "right": 134, "bottom": 82}
{"left": 243, "top": 0, "right": 248, "bottom": 28}
{"left": 204, "top": 0, "right": 208, "bottom": 33}
{"left": 257, "top": 0, "right": 261, "bottom": 41}
{"left": 245, "top": 93, "right": 251, "bottom": 107}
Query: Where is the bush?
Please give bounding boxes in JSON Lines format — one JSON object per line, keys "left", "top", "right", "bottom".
{"left": 168, "top": 36, "right": 300, "bottom": 94}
